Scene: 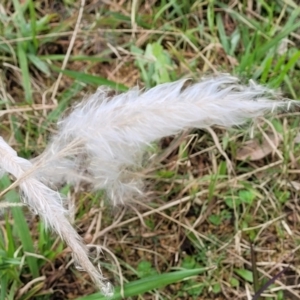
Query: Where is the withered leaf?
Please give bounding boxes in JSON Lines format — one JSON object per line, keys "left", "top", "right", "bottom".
{"left": 236, "top": 133, "right": 281, "bottom": 161}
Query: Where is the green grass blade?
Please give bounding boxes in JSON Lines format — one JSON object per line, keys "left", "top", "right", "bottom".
{"left": 77, "top": 268, "right": 206, "bottom": 300}
{"left": 260, "top": 55, "right": 273, "bottom": 84}
{"left": 284, "top": 76, "right": 298, "bottom": 99}
{"left": 28, "top": 0, "right": 38, "bottom": 50}
{"left": 216, "top": 14, "right": 229, "bottom": 53}
{"left": 257, "top": 22, "right": 300, "bottom": 60}
{"left": 4, "top": 216, "right": 16, "bottom": 257}
{"left": 12, "top": 0, "right": 27, "bottom": 35}
{"left": 1, "top": 176, "right": 39, "bottom": 278}
{"left": 27, "top": 54, "right": 51, "bottom": 76}
{"left": 17, "top": 42, "right": 32, "bottom": 104}
{"left": 9, "top": 195, "right": 39, "bottom": 278}
{"left": 12, "top": 0, "right": 32, "bottom": 103}
{"left": 51, "top": 66, "right": 128, "bottom": 92}
{"left": 0, "top": 276, "right": 8, "bottom": 300}
{"left": 39, "top": 54, "right": 111, "bottom": 63}
{"left": 272, "top": 50, "right": 300, "bottom": 88}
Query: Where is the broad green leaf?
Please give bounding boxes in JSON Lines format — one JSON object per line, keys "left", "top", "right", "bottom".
{"left": 235, "top": 269, "right": 253, "bottom": 283}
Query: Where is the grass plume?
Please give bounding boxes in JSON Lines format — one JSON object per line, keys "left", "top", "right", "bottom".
{"left": 37, "top": 75, "right": 292, "bottom": 205}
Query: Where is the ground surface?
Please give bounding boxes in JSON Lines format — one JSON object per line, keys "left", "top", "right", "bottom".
{"left": 1, "top": 1, "right": 300, "bottom": 299}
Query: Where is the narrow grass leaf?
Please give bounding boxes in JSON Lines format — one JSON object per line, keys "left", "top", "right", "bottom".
{"left": 4, "top": 216, "right": 15, "bottom": 257}
{"left": 39, "top": 54, "right": 111, "bottom": 63}
{"left": 12, "top": 0, "right": 27, "bottom": 35}
{"left": 17, "top": 42, "right": 32, "bottom": 104}
{"left": 207, "top": 1, "right": 216, "bottom": 34}
{"left": 0, "top": 277, "right": 8, "bottom": 300}
{"left": 237, "top": 34, "right": 256, "bottom": 74}
{"left": 154, "top": 1, "right": 174, "bottom": 23}
{"left": 2, "top": 176, "right": 39, "bottom": 278}
{"left": 0, "top": 255, "right": 22, "bottom": 270}
{"left": 272, "top": 50, "right": 300, "bottom": 88}
{"left": 28, "top": 54, "right": 50, "bottom": 76}
{"left": 28, "top": 0, "right": 38, "bottom": 50}
{"left": 77, "top": 268, "right": 205, "bottom": 300}
{"left": 51, "top": 66, "right": 128, "bottom": 92}
{"left": 260, "top": 55, "right": 273, "bottom": 84}
{"left": 284, "top": 76, "right": 298, "bottom": 99}
{"left": 217, "top": 4, "right": 266, "bottom": 37}
{"left": 273, "top": 53, "right": 287, "bottom": 75}
{"left": 229, "top": 28, "right": 240, "bottom": 56}
{"left": 257, "top": 22, "right": 300, "bottom": 60}
{"left": 9, "top": 198, "right": 39, "bottom": 278}
{"left": 11, "top": 115, "right": 24, "bottom": 143}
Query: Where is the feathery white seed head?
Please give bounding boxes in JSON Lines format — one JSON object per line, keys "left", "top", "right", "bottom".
{"left": 36, "top": 74, "right": 294, "bottom": 205}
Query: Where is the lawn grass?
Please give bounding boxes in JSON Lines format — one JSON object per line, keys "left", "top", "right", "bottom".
{"left": 0, "top": 0, "right": 300, "bottom": 299}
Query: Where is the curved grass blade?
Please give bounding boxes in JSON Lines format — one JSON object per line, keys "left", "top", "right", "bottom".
{"left": 51, "top": 66, "right": 128, "bottom": 92}
{"left": 77, "top": 268, "right": 206, "bottom": 300}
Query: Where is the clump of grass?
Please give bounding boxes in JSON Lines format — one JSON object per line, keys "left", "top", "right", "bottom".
{"left": 0, "top": 74, "right": 292, "bottom": 296}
